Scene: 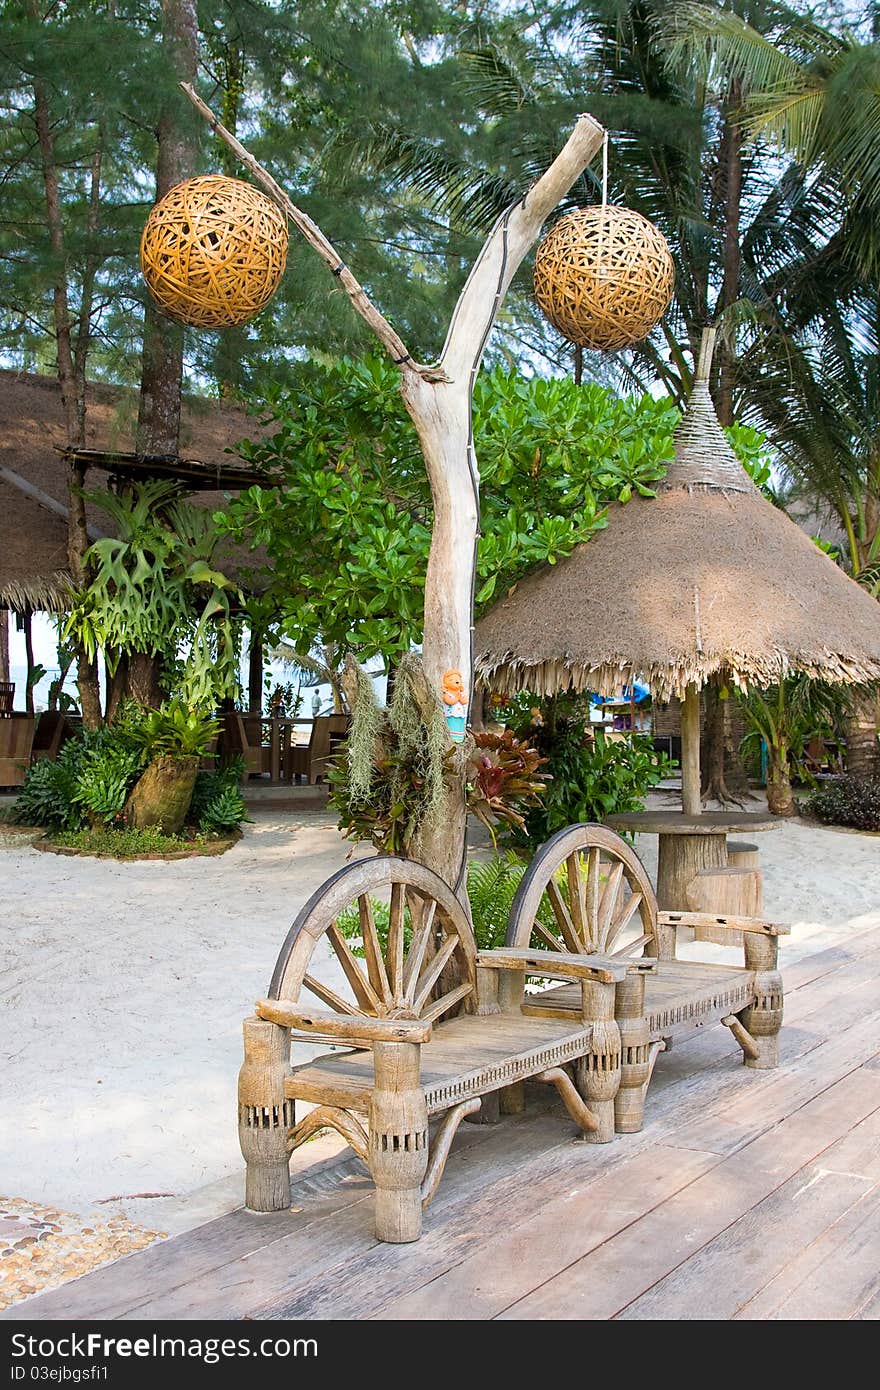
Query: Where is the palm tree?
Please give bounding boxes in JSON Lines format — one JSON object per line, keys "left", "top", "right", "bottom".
{"left": 670, "top": 1, "right": 880, "bottom": 776}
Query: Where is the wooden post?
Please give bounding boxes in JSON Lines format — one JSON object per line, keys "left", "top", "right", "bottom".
{"left": 681, "top": 682, "right": 702, "bottom": 815}
{"left": 368, "top": 1041, "right": 429, "bottom": 1243}
{"left": 739, "top": 933, "right": 783, "bottom": 1069}
{"left": 0, "top": 607, "right": 9, "bottom": 685}
{"left": 238, "top": 1015, "right": 293, "bottom": 1212}
{"left": 575, "top": 979, "right": 621, "bottom": 1144}
{"left": 181, "top": 83, "right": 605, "bottom": 892}
{"left": 613, "top": 971, "right": 650, "bottom": 1133}
{"left": 22, "top": 610, "right": 35, "bottom": 715}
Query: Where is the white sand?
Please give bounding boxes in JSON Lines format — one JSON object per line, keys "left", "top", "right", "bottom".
{"left": 1, "top": 806, "right": 878, "bottom": 1220}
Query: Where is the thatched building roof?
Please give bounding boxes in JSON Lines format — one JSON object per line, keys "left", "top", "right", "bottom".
{"left": 0, "top": 370, "right": 270, "bottom": 612}
{"left": 475, "top": 342, "right": 880, "bottom": 699}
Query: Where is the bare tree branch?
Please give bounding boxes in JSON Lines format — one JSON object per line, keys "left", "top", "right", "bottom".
{"left": 180, "top": 81, "right": 445, "bottom": 381}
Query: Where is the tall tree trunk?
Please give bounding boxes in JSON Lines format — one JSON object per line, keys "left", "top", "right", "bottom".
{"left": 137, "top": 0, "right": 198, "bottom": 455}
{"left": 29, "top": 23, "right": 102, "bottom": 728}
{"left": 715, "top": 84, "right": 742, "bottom": 430}
{"left": 132, "top": 0, "right": 198, "bottom": 707}
{"left": 766, "top": 746, "right": 796, "bottom": 817}
{"left": 248, "top": 628, "right": 264, "bottom": 715}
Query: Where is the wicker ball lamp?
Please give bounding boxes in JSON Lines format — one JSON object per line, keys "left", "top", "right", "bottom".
{"left": 140, "top": 174, "right": 288, "bottom": 328}
{"left": 534, "top": 205, "right": 674, "bottom": 351}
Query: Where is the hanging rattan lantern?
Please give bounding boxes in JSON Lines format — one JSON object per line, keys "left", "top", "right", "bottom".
{"left": 534, "top": 205, "right": 674, "bottom": 351}
{"left": 140, "top": 174, "right": 289, "bottom": 328}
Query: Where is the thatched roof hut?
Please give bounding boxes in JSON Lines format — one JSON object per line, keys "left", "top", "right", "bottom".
{"left": 474, "top": 328, "right": 880, "bottom": 817}
{"left": 475, "top": 339, "right": 880, "bottom": 701}
{"left": 0, "top": 369, "right": 270, "bottom": 614}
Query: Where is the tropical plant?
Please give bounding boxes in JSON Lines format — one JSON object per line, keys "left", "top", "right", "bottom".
{"left": 466, "top": 730, "right": 548, "bottom": 841}
{"left": 196, "top": 783, "right": 248, "bottom": 835}
{"left": 807, "top": 775, "right": 880, "bottom": 832}
{"left": 329, "top": 656, "right": 451, "bottom": 855}
{"left": 71, "top": 745, "right": 145, "bottom": 825}
{"left": 736, "top": 676, "right": 848, "bottom": 816}
{"left": 504, "top": 696, "right": 676, "bottom": 850}
{"left": 121, "top": 699, "right": 219, "bottom": 761}
{"left": 12, "top": 726, "right": 144, "bottom": 832}
{"left": 66, "top": 479, "right": 242, "bottom": 711}
{"left": 222, "top": 357, "right": 680, "bottom": 660}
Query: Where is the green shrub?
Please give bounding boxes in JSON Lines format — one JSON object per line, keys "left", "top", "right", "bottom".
{"left": 72, "top": 745, "right": 144, "bottom": 823}
{"left": 189, "top": 757, "right": 248, "bottom": 832}
{"left": 50, "top": 826, "right": 218, "bottom": 857}
{"left": 14, "top": 706, "right": 230, "bottom": 834}
{"left": 198, "top": 784, "right": 248, "bottom": 833}
{"left": 122, "top": 698, "right": 218, "bottom": 759}
{"left": 807, "top": 777, "right": 880, "bottom": 831}
{"left": 505, "top": 697, "right": 675, "bottom": 851}
{"left": 12, "top": 750, "right": 81, "bottom": 830}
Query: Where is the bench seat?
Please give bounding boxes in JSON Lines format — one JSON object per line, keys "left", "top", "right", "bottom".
{"left": 286, "top": 1012, "right": 594, "bottom": 1115}
{"left": 522, "top": 959, "right": 755, "bottom": 1041}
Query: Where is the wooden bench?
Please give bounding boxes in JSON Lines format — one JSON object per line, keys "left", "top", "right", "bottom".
{"left": 239, "top": 856, "right": 628, "bottom": 1243}
{"left": 505, "top": 824, "right": 788, "bottom": 1133}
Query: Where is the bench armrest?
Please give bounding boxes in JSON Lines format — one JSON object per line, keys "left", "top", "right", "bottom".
{"left": 477, "top": 948, "right": 627, "bottom": 984}
{"left": 255, "top": 1000, "right": 432, "bottom": 1045}
{"left": 658, "top": 911, "right": 790, "bottom": 938}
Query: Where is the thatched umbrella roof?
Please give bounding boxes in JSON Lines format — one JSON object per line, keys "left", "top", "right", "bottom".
{"left": 474, "top": 335, "right": 880, "bottom": 702}
{"left": 0, "top": 370, "right": 271, "bottom": 613}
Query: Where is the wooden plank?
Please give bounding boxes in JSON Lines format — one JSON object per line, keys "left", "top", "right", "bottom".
{"left": 17, "top": 932, "right": 880, "bottom": 1322}
{"left": 8, "top": 1100, "right": 551, "bottom": 1322}
{"left": 738, "top": 1183, "right": 880, "bottom": 1321}
{"left": 619, "top": 1101, "right": 880, "bottom": 1319}
{"left": 733, "top": 1107, "right": 880, "bottom": 1321}
{"left": 497, "top": 1065, "right": 880, "bottom": 1321}
{"left": 258, "top": 1019, "right": 880, "bottom": 1321}
{"left": 478, "top": 947, "right": 626, "bottom": 984}
{"left": 257, "top": 1001, "right": 431, "bottom": 1043}
{"left": 374, "top": 1144, "right": 721, "bottom": 1320}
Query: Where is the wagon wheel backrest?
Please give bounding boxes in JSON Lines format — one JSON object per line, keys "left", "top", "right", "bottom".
{"left": 268, "top": 856, "right": 478, "bottom": 1025}
{"left": 506, "top": 823, "right": 660, "bottom": 960}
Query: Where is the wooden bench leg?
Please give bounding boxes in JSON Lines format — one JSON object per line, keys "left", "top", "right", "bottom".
{"left": 369, "top": 1041, "right": 429, "bottom": 1243}
{"left": 576, "top": 980, "right": 621, "bottom": 1143}
{"left": 238, "top": 1016, "right": 293, "bottom": 1212}
{"left": 740, "top": 934, "right": 783, "bottom": 1069}
{"left": 614, "top": 972, "right": 651, "bottom": 1134}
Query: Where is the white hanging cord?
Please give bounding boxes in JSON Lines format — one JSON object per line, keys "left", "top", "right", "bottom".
{"left": 597, "top": 130, "right": 610, "bottom": 280}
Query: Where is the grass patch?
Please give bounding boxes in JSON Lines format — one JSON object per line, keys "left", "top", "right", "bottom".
{"left": 46, "top": 825, "right": 237, "bottom": 859}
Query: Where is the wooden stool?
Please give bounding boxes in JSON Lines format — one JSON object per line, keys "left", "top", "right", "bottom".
{"left": 727, "top": 840, "right": 760, "bottom": 869}
{"left": 686, "top": 866, "right": 762, "bottom": 946}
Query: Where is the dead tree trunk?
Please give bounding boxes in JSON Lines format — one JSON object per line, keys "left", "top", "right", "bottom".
{"left": 182, "top": 85, "right": 604, "bottom": 894}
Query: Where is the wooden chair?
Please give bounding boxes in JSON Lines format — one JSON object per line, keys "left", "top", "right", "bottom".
{"left": 226, "top": 713, "right": 271, "bottom": 780}
{"left": 30, "top": 711, "right": 71, "bottom": 763}
{"left": 0, "top": 682, "right": 14, "bottom": 717}
{"left": 239, "top": 856, "right": 628, "bottom": 1243}
{"left": 505, "top": 823, "right": 787, "bottom": 1134}
{"left": 0, "top": 715, "right": 37, "bottom": 787}
{"left": 289, "top": 714, "right": 349, "bottom": 784}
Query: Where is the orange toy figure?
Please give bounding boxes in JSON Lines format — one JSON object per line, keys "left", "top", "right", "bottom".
{"left": 441, "top": 669, "right": 468, "bottom": 743}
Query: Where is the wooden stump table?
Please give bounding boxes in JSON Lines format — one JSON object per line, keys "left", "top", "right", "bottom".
{"left": 605, "top": 812, "right": 778, "bottom": 912}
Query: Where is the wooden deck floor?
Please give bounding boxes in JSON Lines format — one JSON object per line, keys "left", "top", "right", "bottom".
{"left": 9, "top": 921, "right": 880, "bottom": 1321}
